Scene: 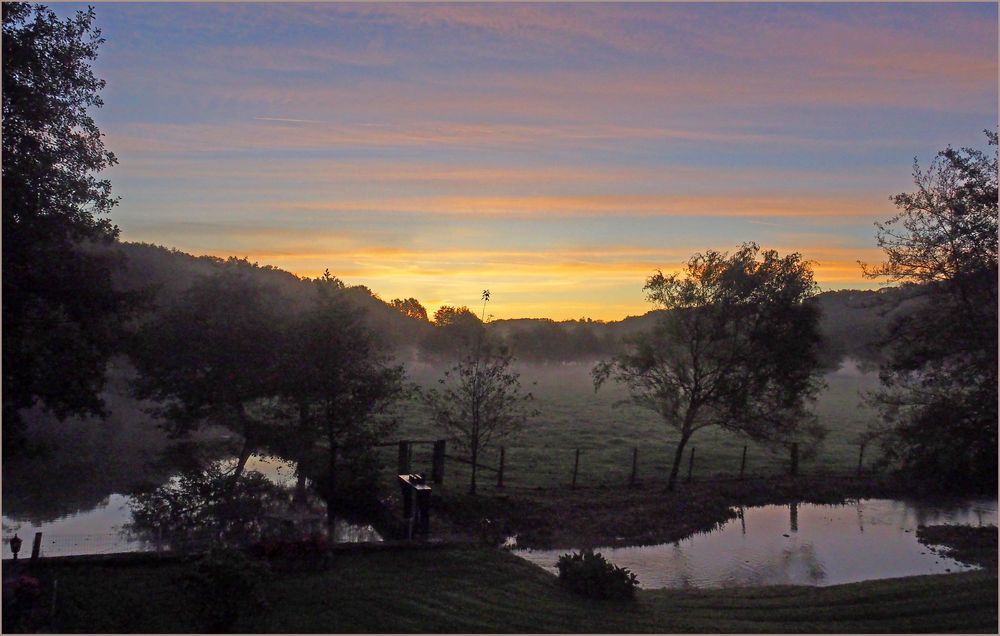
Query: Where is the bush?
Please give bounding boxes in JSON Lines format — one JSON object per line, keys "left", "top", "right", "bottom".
{"left": 556, "top": 550, "right": 638, "bottom": 600}
{"left": 183, "top": 547, "right": 270, "bottom": 632}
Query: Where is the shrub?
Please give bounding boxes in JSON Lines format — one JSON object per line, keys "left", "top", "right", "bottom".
{"left": 184, "top": 547, "right": 270, "bottom": 632}
{"left": 556, "top": 549, "right": 638, "bottom": 600}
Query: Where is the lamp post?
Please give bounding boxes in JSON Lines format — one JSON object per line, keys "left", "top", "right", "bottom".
{"left": 9, "top": 534, "right": 22, "bottom": 560}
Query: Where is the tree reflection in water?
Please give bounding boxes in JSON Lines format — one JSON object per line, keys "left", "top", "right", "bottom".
{"left": 127, "top": 461, "right": 326, "bottom": 550}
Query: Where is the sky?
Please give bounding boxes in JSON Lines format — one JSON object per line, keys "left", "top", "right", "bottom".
{"left": 62, "top": 2, "right": 997, "bottom": 321}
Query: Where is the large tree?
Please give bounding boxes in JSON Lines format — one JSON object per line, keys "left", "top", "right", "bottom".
{"left": 2, "top": 3, "right": 134, "bottom": 452}
{"left": 130, "top": 261, "right": 286, "bottom": 481}
{"left": 279, "top": 274, "right": 405, "bottom": 520}
{"left": 594, "top": 244, "right": 825, "bottom": 490}
{"left": 861, "top": 131, "right": 998, "bottom": 490}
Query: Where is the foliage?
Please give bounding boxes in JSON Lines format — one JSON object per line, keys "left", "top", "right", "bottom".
{"left": 595, "top": 243, "right": 825, "bottom": 489}
{"left": 2, "top": 574, "right": 42, "bottom": 632}
{"left": 183, "top": 547, "right": 270, "bottom": 632}
{"left": 390, "top": 297, "right": 429, "bottom": 321}
{"left": 862, "top": 131, "right": 998, "bottom": 490}
{"left": 130, "top": 261, "right": 286, "bottom": 477}
{"left": 2, "top": 2, "right": 137, "bottom": 453}
{"left": 556, "top": 550, "right": 638, "bottom": 600}
{"left": 278, "top": 276, "right": 405, "bottom": 516}
{"left": 423, "top": 340, "right": 537, "bottom": 494}
{"left": 127, "top": 461, "right": 294, "bottom": 548}
{"left": 423, "top": 305, "right": 486, "bottom": 358}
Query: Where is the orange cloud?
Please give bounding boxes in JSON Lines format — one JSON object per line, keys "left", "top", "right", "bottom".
{"left": 267, "top": 193, "right": 890, "bottom": 219}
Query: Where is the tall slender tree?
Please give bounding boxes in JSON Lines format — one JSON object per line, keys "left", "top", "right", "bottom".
{"left": 423, "top": 291, "right": 536, "bottom": 494}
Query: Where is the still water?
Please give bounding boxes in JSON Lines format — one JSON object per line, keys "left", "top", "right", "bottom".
{"left": 513, "top": 499, "right": 997, "bottom": 588}
{"left": 1, "top": 455, "right": 382, "bottom": 558}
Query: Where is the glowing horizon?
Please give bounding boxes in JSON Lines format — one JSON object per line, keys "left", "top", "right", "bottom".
{"left": 58, "top": 2, "right": 995, "bottom": 321}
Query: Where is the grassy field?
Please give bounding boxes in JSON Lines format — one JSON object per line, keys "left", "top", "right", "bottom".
{"left": 385, "top": 360, "right": 881, "bottom": 492}
{"left": 18, "top": 546, "right": 997, "bottom": 633}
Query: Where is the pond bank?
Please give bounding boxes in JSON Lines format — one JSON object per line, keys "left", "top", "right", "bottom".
{"left": 433, "top": 474, "right": 992, "bottom": 549}
{"left": 917, "top": 524, "right": 998, "bottom": 569}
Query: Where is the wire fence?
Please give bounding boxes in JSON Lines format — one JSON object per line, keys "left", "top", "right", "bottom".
{"left": 374, "top": 437, "right": 879, "bottom": 492}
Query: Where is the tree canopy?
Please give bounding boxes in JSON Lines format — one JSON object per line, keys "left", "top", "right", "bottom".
{"left": 279, "top": 280, "right": 405, "bottom": 516}
{"left": 130, "top": 262, "right": 286, "bottom": 478}
{"left": 862, "top": 131, "right": 998, "bottom": 490}
{"left": 423, "top": 341, "right": 535, "bottom": 494}
{"left": 595, "top": 243, "right": 825, "bottom": 490}
{"left": 2, "top": 2, "right": 134, "bottom": 452}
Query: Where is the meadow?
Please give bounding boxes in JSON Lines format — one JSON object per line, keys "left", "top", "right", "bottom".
{"left": 384, "top": 359, "right": 882, "bottom": 493}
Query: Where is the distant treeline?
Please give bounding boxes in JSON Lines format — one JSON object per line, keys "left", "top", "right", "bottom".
{"left": 112, "top": 242, "right": 911, "bottom": 368}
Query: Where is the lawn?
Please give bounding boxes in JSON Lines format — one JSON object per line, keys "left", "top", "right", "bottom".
{"left": 385, "top": 360, "right": 882, "bottom": 493}
{"left": 19, "top": 546, "right": 999, "bottom": 633}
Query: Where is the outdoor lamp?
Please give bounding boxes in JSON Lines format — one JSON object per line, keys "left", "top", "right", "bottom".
{"left": 9, "top": 534, "right": 22, "bottom": 560}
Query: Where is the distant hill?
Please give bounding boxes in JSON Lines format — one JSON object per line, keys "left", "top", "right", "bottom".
{"left": 105, "top": 242, "right": 906, "bottom": 366}
{"left": 108, "top": 242, "right": 435, "bottom": 353}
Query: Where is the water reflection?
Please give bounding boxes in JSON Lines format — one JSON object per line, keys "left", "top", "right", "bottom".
{"left": 514, "top": 499, "right": 997, "bottom": 589}
{"left": 1, "top": 453, "right": 382, "bottom": 558}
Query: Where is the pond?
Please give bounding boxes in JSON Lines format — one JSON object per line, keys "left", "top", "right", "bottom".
{"left": 512, "top": 498, "right": 997, "bottom": 588}
{"left": 1, "top": 454, "right": 383, "bottom": 558}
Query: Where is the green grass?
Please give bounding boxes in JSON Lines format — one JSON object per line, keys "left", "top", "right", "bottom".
{"left": 26, "top": 547, "right": 999, "bottom": 633}
{"left": 388, "top": 361, "right": 881, "bottom": 492}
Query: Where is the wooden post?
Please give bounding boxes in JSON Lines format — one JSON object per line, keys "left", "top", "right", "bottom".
{"left": 571, "top": 449, "right": 580, "bottom": 489}
{"left": 686, "top": 446, "right": 695, "bottom": 483}
{"left": 432, "top": 440, "right": 446, "bottom": 484}
{"left": 30, "top": 532, "right": 42, "bottom": 562}
{"left": 629, "top": 447, "right": 638, "bottom": 487}
{"left": 739, "top": 445, "right": 747, "bottom": 480}
{"left": 397, "top": 441, "right": 411, "bottom": 475}
{"left": 50, "top": 578, "right": 58, "bottom": 621}
{"left": 415, "top": 488, "right": 431, "bottom": 535}
{"left": 790, "top": 442, "right": 799, "bottom": 477}
{"left": 857, "top": 442, "right": 865, "bottom": 476}
{"left": 497, "top": 446, "right": 506, "bottom": 488}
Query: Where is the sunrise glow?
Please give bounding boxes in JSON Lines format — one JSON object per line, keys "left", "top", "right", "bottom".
{"left": 70, "top": 2, "right": 997, "bottom": 320}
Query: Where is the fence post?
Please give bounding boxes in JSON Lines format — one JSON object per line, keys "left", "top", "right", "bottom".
{"left": 432, "top": 440, "right": 446, "bottom": 484}
{"left": 629, "top": 447, "right": 638, "bottom": 487}
{"left": 857, "top": 442, "right": 865, "bottom": 476}
{"left": 571, "top": 449, "right": 580, "bottom": 489}
{"left": 497, "top": 446, "right": 506, "bottom": 488}
{"left": 30, "top": 532, "right": 42, "bottom": 562}
{"left": 397, "top": 441, "right": 411, "bottom": 475}
{"left": 739, "top": 445, "right": 748, "bottom": 480}
{"left": 790, "top": 442, "right": 799, "bottom": 477}
{"left": 686, "top": 446, "right": 696, "bottom": 483}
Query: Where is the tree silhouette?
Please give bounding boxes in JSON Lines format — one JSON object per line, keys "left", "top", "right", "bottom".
{"left": 279, "top": 277, "right": 404, "bottom": 519}
{"left": 594, "top": 244, "right": 825, "bottom": 490}
{"left": 130, "top": 261, "right": 286, "bottom": 481}
{"left": 861, "top": 131, "right": 998, "bottom": 489}
{"left": 2, "top": 3, "right": 135, "bottom": 453}
{"left": 423, "top": 293, "right": 536, "bottom": 494}
{"left": 390, "top": 297, "right": 429, "bottom": 322}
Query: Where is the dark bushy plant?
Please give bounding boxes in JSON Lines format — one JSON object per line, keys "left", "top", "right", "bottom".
{"left": 184, "top": 547, "right": 270, "bottom": 632}
{"left": 556, "top": 549, "right": 638, "bottom": 600}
